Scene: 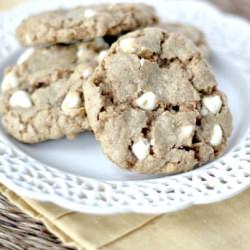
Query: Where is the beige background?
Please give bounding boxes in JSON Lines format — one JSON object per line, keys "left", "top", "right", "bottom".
{"left": 0, "top": 0, "right": 30, "bottom": 10}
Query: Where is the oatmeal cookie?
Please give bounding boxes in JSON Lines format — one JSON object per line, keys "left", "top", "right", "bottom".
{"left": 0, "top": 39, "right": 108, "bottom": 143}
{"left": 84, "top": 28, "right": 232, "bottom": 174}
{"left": 16, "top": 3, "right": 158, "bottom": 46}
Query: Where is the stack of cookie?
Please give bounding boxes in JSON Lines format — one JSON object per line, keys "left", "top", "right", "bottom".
{"left": 0, "top": 3, "right": 232, "bottom": 175}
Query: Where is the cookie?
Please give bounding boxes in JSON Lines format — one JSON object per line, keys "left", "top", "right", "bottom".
{"left": 0, "top": 39, "right": 108, "bottom": 143}
{"left": 157, "top": 22, "right": 209, "bottom": 58}
{"left": 16, "top": 3, "right": 158, "bottom": 46}
{"left": 84, "top": 28, "right": 232, "bottom": 175}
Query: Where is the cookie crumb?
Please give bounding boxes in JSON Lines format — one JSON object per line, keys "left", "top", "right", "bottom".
{"left": 210, "top": 124, "right": 223, "bottom": 146}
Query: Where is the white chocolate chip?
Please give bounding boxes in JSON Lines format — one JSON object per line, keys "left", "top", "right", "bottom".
{"left": 180, "top": 125, "right": 194, "bottom": 139}
{"left": 202, "top": 95, "right": 222, "bottom": 114}
{"left": 84, "top": 9, "right": 96, "bottom": 18}
{"left": 82, "top": 68, "right": 93, "bottom": 79}
{"left": 140, "top": 58, "right": 145, "bottom": 66}
{"left": 61, "top": 91, "right": 81, "bottom": 113}
{"left": 150, "top": 138, "right": 155, "bottom": 146}
{"left": 97, "top": 50, "right": 108, "bottom": 63}
{"left": 9, "top": 90, "right": 32, "bottom": 108}
{"left": 1, "top": 72, "right": 19, "bottom": 92}
{"left": 132, "top": 138, "right": 150, "bottom": 160}
{"left": 17, "top": 48, "right": 34, "bottom": 64}
{"left": 136, "top": 92, "right": 157, "bottom": 111}
{"left": 210, "top": 124, "right": 223, "bottom": 146}
{"left": 119, "top": 38, "right": 136, "bottom": 53}
{"left": 201, "top": 106, "right": 209, "bottom": 116}
{"left": 25, "top": 34, "right": 32, "bottom": 44}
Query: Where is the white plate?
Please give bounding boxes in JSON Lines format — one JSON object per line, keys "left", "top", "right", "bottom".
{"left": 0, "top": 0, "right": 250, "bottom": 214}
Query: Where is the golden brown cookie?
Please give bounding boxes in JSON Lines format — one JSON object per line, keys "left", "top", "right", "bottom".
{"left": 0, "top": 39, "right": 108, "bottom": 143}
{"left": 84, "top": 28, "right": 232, "bottom": 175}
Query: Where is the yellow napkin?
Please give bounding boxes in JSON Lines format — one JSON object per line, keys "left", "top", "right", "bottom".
{"left": 1, "top": 183, "right": 250, "bottom": 250}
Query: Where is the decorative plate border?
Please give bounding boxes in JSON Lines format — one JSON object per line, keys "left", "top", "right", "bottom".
{"left": 0, "top": 0, "right": 250, "bottom": 214}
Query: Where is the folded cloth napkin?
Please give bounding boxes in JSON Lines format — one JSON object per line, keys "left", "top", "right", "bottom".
{"left": 1, "top": 183, "right": 250, "bottom": 250}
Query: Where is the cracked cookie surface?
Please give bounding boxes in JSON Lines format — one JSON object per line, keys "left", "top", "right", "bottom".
{"left": 157, "top": 22, "right": 210, "bottom": 59}
{"left": 0, "top": 39, "right": 108, "bottom": 143}
{"left": 16, "top": 3, "right": 158, "bottom": 47}
{"left": 84, "top": 27, "right": 232, "bottom": 175}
